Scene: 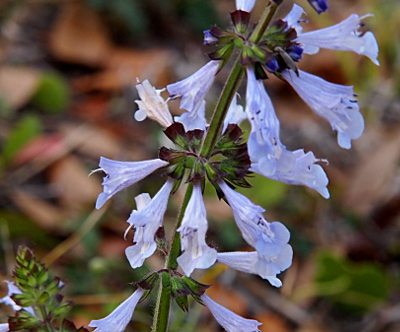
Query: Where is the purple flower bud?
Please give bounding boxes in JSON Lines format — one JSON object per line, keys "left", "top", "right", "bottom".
{"left": 286, "top": 44, "right": 303, "bottom": 62}
{"left": 307, "top": 0, "right": 329, "bottom": 14}
{"left": 265, "top": 57, "right": 279, "bottom": 72}
{"left": 203, "top": 30, "right": 219, "bottom": 45}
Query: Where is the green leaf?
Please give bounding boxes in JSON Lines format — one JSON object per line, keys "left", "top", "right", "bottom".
{"left": 2, "top": 114, "right": 42, "bottom": 162}
{"left": 31, "top": 71, "right": 69, "bottom": 114}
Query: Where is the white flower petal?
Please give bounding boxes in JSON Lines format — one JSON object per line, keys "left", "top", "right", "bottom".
{"left": 0, "top": 323, "right": 9, "bottom": 332}
{"left": 135, "top": 80, "right": 173, "bottom": 127}
{"left": 201, "top": 294, "right": 262, "bottom": 332}
{"left": 95, "top": 157, "right": 168, "bottom": 209}
{"left": 88, "top": 288, "right": 145, "bottom": 332}
{"left": 223, "top": 94, "right": 246, "bottom": 133}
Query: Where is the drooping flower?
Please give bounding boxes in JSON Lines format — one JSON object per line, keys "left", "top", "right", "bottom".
{"left": 287, "top": 5, "right": 379, "bottom": 65}
{"left": 177, "top": 183, "right": 217, "bottom": 276}
{"left": 281, "top": 69, "right": 364, "bottom": 149}
{"left": 93, "top": 157, "right": 168, "bottom": 209}
{"left": 217, "top": 245, "right": 293, "bottom": 287}
{"left": 219, "top": 181, "right": 290, "bottom": 259}
{"left": 125, "top": 180, "right": 174, "bottom": 269}
{"left": 134, "top": 79, "right": 173, "bottom": 127}
{"left": 307, "top": 0, "right": 329, "bottom": 14}
{"left": 167, "top": 61, "right": 220, "bottom": 113}
{"left": 88, "top": 288, "right": 145, "bottom": 332}
{"left": 245, "top": 66, "right": 296, "bottom": 177}
{"left": 201, "top": 294, "right": 262, "bottom": 332}
{"left": 175, "top": 99, "right": 207, "bottom": 131}
{"left": 251, "top": 149, "right": 330, "bottom": 198}
{"left": 235, "top": 0, "right": 256, "bottom": 12}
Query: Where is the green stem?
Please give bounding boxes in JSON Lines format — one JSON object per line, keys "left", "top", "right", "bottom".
{"left": 200, "top": 56, "right": 244, "bottom": 159}
{"left": 151, "top": 183, "right": 193, "bottom": 332}
{"left": 249, "top": 0, "right": 279, "bottom": 44}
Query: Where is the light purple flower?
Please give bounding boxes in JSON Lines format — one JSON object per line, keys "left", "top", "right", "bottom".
{"left": 281, "top": 69, "right": 364, "bottom": 149}
{"left": 251, "top": 149, "right": 330, "bottom": 198}
{"left": 174, "top": 99, "right": 207, "bottom": 131}
{"left": 0, "top": 281, "right": 35, "bottom": 316}
{"left": 245, "top": 67, "right": 296, "bottom": 177}
{"left": 283, "top": 4, "right": 305, "bottom": 35}
{"left": 167, "top": 61, "right": 220, "bottom": 113}
{"left": 134, "top": 79, "right": 173, "bottom": 127}
{"left": 177, "top": 183, "right": 217, "bottom": 276}
{"left": 125, "top": 180, "right": 173, "bottom": 269}
{"left": 287, "top": 5, "right": 379, "bottom": 65}
{"left": 235, "top": 0, "right": 256, "bottom": 12}
{"left": 217, "top": 245, "right": 293, "bottom": 287}
{"left": 204, "top": 30, "right": 219, "bottom": 45}
{"left": 201, "top": 294, "right": 262, "bottom": 332}
{"left": 88, "top": 288, "right": 145, "bottom": 332}
{"left": 219, "top": 181, "right": 290, "bottom": 258}
{"left": 0, "top": 323, "right": 8, "bottom": 332}
{"left": 93, "top": 157, "right": 168, "bottom": 209}
{"left": 223, "top": 94, "right": 246, "bottom": 132}
{"left": 307, "top": 0, "right": 329, "bottom": 14}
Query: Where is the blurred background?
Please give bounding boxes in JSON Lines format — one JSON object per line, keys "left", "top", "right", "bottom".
{"left": 0, "top": 0, "right": 399, "bottom": 331}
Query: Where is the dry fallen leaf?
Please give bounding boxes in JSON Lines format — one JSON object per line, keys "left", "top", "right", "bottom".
{"left": 0, "top": 66, "right": 40, "bottom": 109}
{"left": 48, "top": 2, "right": 112, "bottom": 66}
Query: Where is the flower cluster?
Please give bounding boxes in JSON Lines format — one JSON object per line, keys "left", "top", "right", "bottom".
{"left": 88, "top": 0, "right": 378, "bottom": 331}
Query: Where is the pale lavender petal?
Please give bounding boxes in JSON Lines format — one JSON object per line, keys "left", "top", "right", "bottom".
{"left": 201, "top": 294, "right": 262, "bottom": 332}
{"left": 282, "top": 69, "right": 364, "bottom": 149}
{"left": 134, "top": 80, "right": 173, "bottom": 127}
{"left": 167, "top": 61, "right": 220, "bottom": 113}
{"left": 246, "top": 67, "right": 296, "bottom": 177}
{"left": 219, "top": 181, "right": 290, "bottom": 258}
{"left": 88, "top": 288, "right": 145, "bottom": 332}
{"left": 251, "top": 149, "right": 330, "bottom": 198}
{"left": 0, "top": 323, "right": 9, "bottom": 332}
{"left": 223, "top": 93, "right": 246, "bottom": 132}
{"left": 125, "top": 180, "right": 174, "bottom": 269}
{"left": 235, "top": 0, "right": 256, "bottom": 12}
{"left": 177, "top": 183, "right": 217, "bottom": 276}
{"left": 283, "top": 4, "right": 305, "bottom": 34}
{"left": 175, "top": 99, "right": 207, "bottom": 131}
{"left": 296, "top": 14, "right": 379, "bottom": 65}
{"left": 95, "top": 157, "right": 168, "bottom": 209}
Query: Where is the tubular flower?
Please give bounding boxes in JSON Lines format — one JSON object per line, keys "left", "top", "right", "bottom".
{"left": 219, "top": 181, "right": 290, "bottom": 259}
{"left": 245, "top": 67, "right": 295, "bottom": 177}
{"left": 281, "top": 69, "right": 363, "bottom": 149}
{"left": 223, "top": 94, "right": 247, "bottom": 132}
{"left": 286, "top": 4, "right": 379, "bottom": 65}
{"left": 217, "top": 245, "right": 293, "bottom": 287}
{"left": 134, "top": 79, "right": 173, "bottom": 127}
{"left": 88, "top": 288, "right": 145, "bottom": 332}
{"left": 167, "top": 60, "right": 220, "bottom": 113}
{"left": 251, "top": 149, "right": 330, "bottom": 198}
{"left": 93, "top": 157, "right": 168, "bottom": 210}
{"left": 125, "top": 180, "right": 174, "bottom": 269}
{"left": 177, "top": 183, "right": 217, "bottom": 276}
{"left": 201, "top": 294, "right": 262, "bottom": 332}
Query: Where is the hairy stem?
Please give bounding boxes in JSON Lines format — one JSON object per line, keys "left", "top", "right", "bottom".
{"left": 151, "top": 183, "right": 193, "bottom": 332}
